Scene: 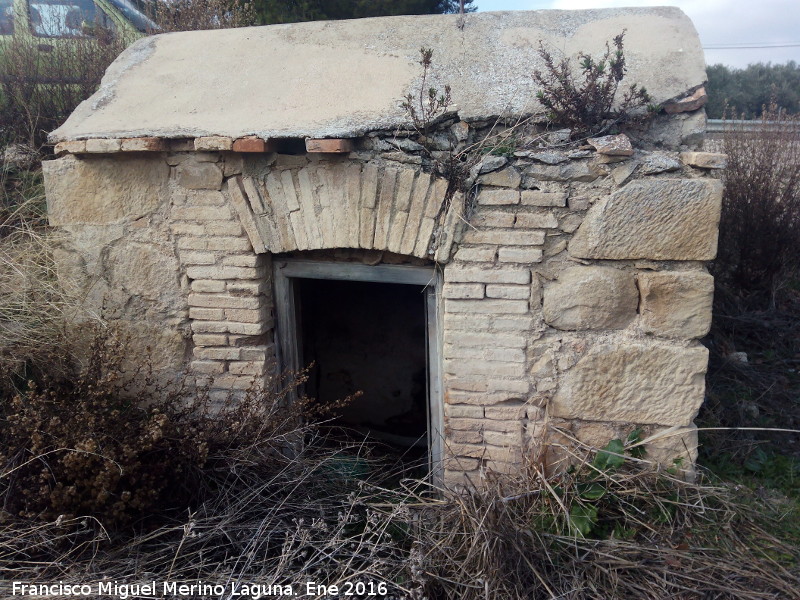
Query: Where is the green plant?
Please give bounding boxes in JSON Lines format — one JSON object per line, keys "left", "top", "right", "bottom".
{"left": 482, "top": 132, "right": 519, "bottom": 158}
{"left": 744, "top": 448, "right": 800, "bottom": 493}
{"left": 411, "top": 435, "right": 800, "bottom": 599}
{"left": 555, "top": 431, "right": 656, "bottom": 539}
{"left": 533, "top": 30, "right": 652, "bottom": 137}
{"left": 706, "top": 447, "right": 800, "bottom": 498}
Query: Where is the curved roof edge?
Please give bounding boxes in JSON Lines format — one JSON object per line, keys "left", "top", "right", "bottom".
{"left": 51, "top": 8, "right": 706, "bottom": 143}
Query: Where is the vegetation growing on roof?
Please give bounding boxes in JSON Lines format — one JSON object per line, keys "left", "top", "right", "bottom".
{"left": 532, "top": 31, "right": 654, "bottom": 138}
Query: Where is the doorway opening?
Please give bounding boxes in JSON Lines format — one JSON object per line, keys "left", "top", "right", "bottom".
{"left": 273, "top": 259, "right": 442, "bottom": 480}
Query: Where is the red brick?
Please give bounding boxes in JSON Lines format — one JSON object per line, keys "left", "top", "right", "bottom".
{"left": 232, "top": 137, "right": 273, "bottom": 152}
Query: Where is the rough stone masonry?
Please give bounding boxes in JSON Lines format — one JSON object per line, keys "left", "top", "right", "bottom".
{"left": 43, "top": 8, "right": 723, "bottom": 485}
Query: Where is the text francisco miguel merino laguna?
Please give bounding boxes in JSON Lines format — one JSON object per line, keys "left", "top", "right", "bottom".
{"left": 10, "top": 580, "right": 390, "bottom": 598}
{"left": 9, "top": 580, "right": 357, "bottom": 598}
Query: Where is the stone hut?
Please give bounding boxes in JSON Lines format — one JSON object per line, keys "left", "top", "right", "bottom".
{"left": 43, "top": 8, "right": 724, "bottom": 485}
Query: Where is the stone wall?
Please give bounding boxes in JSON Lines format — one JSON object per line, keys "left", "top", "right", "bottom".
{"left": 43, "top": 108, "right": 724, "bottom": 484}
{"left": 44, "top": 6, "right": 721, "bottom": 482}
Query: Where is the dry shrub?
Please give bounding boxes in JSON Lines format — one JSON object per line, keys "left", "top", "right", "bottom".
{"left": 144, "top": 0, "right": 255, "bottom": 33}
{"left": 0, "top": 345, "right": 415, "bottom": 589}
{"left": 0, "top": 34, "right": 129, "bottom": 150}
{"left": 0, "top": 459, "right": 416, "bottom": 595}
{"left": 714, "top": 105, "right": 800, "bottom": 306}
{"left": 703, "top": 105, "right": 800, "bottom": 458}
{"left": 0, "top": 324, "right": 324, "bottom": 530}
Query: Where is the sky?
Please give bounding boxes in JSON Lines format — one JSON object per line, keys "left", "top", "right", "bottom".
{"left": 475, "top": 0, "right": 800, "bottom": 69}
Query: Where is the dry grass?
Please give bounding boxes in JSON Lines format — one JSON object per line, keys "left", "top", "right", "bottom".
{"left": 0, "top": 166, "right": 76, "bottom": 392}
{"left": 1, "top": 424, "right": 797, "bottom": 599}
{"left": 1, "top": 424, "right": 419, "bottom": 594}
{"left": 412, "top": 447, "right": 799, "bottom": 599}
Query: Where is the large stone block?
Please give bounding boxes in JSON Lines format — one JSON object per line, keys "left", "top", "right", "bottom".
{"left": 680, "top": 151, "right": 727, "bottom": 170}
{"left": 117, "top": 322, "right": 189, "bottom": 381}
{"left": 568, "top": 179, "right": 722, "bottom": 260}
{"left": 44, "top": 155, "right": 169, "bottom": 225}
{"left": 552, "top": 343, "right": 709, "bottom": 426}
{"left": 107, "top": 242, "right": 184, "bottom": 312}
{"left": 639, "top": 271, "right": 714, "bottom": 339}
{"left": 569, "top": 420, "right": 622, "bottom": 449}
{"left": 51, "top": 247, "right": 89, "bottom": 298}
{"left": 176, "top": 161, "right": 223, "bottom": 190}
{"left": 543, "top": 266, "right": 638, "bottom": 330}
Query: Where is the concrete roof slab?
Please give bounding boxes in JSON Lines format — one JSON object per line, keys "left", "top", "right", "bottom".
{"left": 51, "top": 8, "right": 706, "bottom": 142}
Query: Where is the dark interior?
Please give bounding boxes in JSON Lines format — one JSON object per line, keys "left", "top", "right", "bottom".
{"left": 297, "top": 278, "right": 428, "bottom": 451}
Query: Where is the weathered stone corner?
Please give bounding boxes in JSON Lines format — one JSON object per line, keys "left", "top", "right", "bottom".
{"left": 639, "top": 271, "right": 714, "bottom": 339}
{"left": 568, "top": 179, "right": 723, "bottom": 260}
{"left": 552, "top": 343, "right": 709, "bottom": 426}
{"left": 43, "top": 155, "right": 170, "bottom": 225}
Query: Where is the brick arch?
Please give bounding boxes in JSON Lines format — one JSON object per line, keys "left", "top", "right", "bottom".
{"left": 226, "top": 161, "right": 463, "bottom": 262}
